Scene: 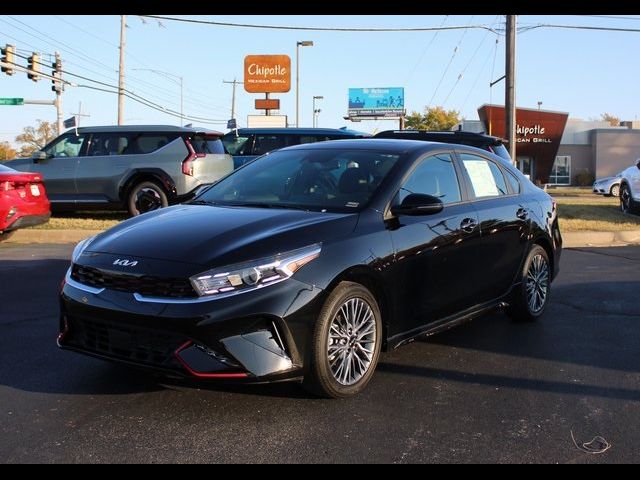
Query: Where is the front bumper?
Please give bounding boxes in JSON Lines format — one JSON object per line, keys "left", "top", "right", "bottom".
{"left": 58, "top": 268, "right": 326, "bottom": 382}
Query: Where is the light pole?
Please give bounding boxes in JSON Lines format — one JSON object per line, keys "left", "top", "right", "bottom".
{"left": 132, "top": 68, "right": 184, "bottom": 126}
{"left": 537, "top": 101, "right": 543, "bottom": 110}
{"left": 313, "top": 95, "right": 323, "bottom": 128}
{"left": 296, "top": 41, "right": 313, "bottom": 128}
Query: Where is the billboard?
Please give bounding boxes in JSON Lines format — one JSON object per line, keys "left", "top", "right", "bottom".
{"left": 348, "top": 87, "right": 405, "bottom": 117}
{"left": 244, "top": 55, "right": 291, "bottom": 93}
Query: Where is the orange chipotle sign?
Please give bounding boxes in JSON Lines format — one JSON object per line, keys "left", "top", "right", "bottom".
{"left": 244, "top": 55, "right": 291, "bottom": 93}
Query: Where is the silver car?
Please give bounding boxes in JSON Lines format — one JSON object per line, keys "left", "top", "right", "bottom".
{"left": 6, "top": 125, "right": 234, "bottom": 216}
{"left": 593, "top": 172, "right": 622, "bottom": 197}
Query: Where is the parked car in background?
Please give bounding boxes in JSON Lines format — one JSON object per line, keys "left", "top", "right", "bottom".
{"left": 59, "top": 139, "right": 561, "bottom": 398}
{"left": 6, "top": 125, "right": 233, "bottom": 216}
{"left": 0, "top": 163, "right": 50, "bottom": 240}
{"left": 373, "top": 130, "right": 512, "bottom": 165}
{"left": 593, "top": 172, "right": 622, "bottom": 197}
{"left": 620, "top": 159, "right": 640, "bottom": 214}
{"left": 222, "top": 127, "right": 370, "bottom": 168}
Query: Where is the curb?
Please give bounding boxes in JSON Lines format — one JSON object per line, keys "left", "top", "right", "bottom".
{"left": 562, "top": 230, "right": 640, "bottom": 248}
{"left": 5, "top": 229, "right": 103, "bottom": 244}
{"left": 4, "top": 228, "right": 640, "bottom": 248}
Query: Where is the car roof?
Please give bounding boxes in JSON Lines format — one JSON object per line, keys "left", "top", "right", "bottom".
{"left": 72, "top": 125, "right": 224, "bottom": 136}
{"left": 227, "top": 127, "right": 370, "bottom": 137}
{"left": 279, "top": 138, "right": 478, "bottom": 154}
{"left": 373, "top": 129, "right": 505, "bottom": 145}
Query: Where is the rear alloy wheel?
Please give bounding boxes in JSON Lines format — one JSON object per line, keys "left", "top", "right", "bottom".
{"left": 506, "top": 245, "right": 551, "bottom": 322}
{"left": 303, "top": 281, "right": 382, "bottom": 398}
{"left": 610, "top": 184, "right": 620, "bottom": 198}
{"left": 127, "top": 181, "right": 169, "bottom": 216}
{"left": 620, "top": 184, "right": 638, "bottom": 215}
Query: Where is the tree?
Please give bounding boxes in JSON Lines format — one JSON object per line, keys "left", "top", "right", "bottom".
{"left": 404, "top": 106, "right": 461, "bottom": 131}
{"left": 15, "top": 120, "right": 56, "bottom": 157}
{"left": 0, "top": 142, "right": 17, "bottom": 162}
{"left": 600, "top": 113, "right": 620, "bottom": 127}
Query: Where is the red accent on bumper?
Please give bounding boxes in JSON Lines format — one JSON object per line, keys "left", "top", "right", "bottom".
{"left": 174, "top": 341, "right": 248, "bottom": 379}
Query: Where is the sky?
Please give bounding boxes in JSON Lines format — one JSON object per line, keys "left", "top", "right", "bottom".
{"left": 1, "top": 14, "right": 640, "bottom": 147}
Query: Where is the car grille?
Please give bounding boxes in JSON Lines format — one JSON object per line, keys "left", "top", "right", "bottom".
{"left": 66, "top": 316, "right": 186, "bottom": 369}
{"left": 71, "top": 264, "right": 197, "bottom": 298}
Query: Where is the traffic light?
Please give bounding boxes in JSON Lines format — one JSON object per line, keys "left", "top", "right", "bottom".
{"left": 1, "top": 44, "right": 16, "bottom": 76}
{"left": 51, "top": 57, "right": 62, "bottom": 93}
{"left": 27, "top": 52, "right": 40, "bottom": 82}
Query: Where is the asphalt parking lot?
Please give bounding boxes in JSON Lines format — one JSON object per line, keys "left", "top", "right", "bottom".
{"left": 0, "top": 243, "right": 638, "bottom": 463}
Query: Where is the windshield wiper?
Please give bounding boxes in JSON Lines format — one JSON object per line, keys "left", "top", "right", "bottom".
{"left": 230, "top": 202, "right": 312, "bottom": 211}
{"left": 189, "top": 199, "right": 218, "bottom": 206}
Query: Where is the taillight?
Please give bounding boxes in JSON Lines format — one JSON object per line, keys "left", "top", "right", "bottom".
{"left": 1, "top": 181, "right": 15, "bottom": 191}
{"left": 183, "top": 138, "right": 206, "bottom": 176}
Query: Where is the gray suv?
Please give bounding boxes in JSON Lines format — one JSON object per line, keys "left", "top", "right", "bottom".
{"left": 6, "top": 125, "right": 234, "bottom": 216}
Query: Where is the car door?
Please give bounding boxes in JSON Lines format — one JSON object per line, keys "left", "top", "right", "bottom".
{"left": 75, "top": 132, "right": 133, "bottom": 203}
{"left": 457, "top": 151, "right": 531, "bottom": 302}
{"left": 35, "top": 132, "right": 88, "bottom": 202}
{"left": 386, "top": 151, "right": 482, "bottom": 335}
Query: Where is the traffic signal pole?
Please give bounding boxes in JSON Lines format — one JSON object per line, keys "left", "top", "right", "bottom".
{"left": 54, "top": 52, "right": 63, "bottom": 135}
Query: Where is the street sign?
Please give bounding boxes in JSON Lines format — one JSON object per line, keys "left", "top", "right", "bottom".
{"left": 63, "top": 116, "right": 77, "bottom": 129}
{"left": 227, "top": 118, "right": 237, "bottom": 129}
{"left": 0, "top": 97, "right": 24, "bottom": 106}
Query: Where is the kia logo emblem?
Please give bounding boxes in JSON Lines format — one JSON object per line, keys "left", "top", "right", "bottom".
{"left": 113, "top": 259, "right": 138, "bottom": 267}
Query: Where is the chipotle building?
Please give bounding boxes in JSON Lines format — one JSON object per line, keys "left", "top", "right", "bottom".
{"left": 477, "top": 104, "right": 568, "bottom": 185}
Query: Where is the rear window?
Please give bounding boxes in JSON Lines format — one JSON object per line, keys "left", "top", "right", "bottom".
{"left": 489, "top": 144, "right": 512, "bottom": 162}
{"left": 222, "top": 134, "right": 252, "bottom": 155}
{"left": 190, "top": 135, "right": 225, "bottom": 154}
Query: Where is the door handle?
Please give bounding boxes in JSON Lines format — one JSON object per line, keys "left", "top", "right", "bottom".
{"left": 460, "top": 218, "right": 477, "bottom": 233}
{"left": 516, "top": 208, "right": 529, "bottom": 220}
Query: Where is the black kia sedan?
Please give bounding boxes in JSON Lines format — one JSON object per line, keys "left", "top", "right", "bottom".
{"left": 59, "top": 139, "right": 562, "bottom": 398}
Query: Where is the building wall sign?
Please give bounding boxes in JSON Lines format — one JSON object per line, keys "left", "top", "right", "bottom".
{"left": 478, "top": 105, "right": 568, "bottom": 184}
{"left": 244, "top": 55, "right": 291, "bottom": 93}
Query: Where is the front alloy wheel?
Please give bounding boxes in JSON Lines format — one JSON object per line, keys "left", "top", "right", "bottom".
{"left": 303, "top": 281, "right": 382, "bottom": 398}
{"left": 610, "top": 184, "right": 620, "bottom": 197}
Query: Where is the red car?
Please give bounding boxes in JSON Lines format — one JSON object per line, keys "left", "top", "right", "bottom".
{"left": 0, "top": 163, "right": 50, "bottom": 240}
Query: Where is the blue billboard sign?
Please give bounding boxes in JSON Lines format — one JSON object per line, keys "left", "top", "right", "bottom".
{"left": 348, "top": 87, "right": 405, "bottom": 117}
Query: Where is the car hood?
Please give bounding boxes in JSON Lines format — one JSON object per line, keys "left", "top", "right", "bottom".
{"left": 596, "top": 175, "right": 620, "bottom": 183}
{"left": 86, "top": 204, "right": 359, "bottom": 267}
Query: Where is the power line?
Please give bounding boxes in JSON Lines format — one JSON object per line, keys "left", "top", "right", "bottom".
{"left": 460, "top": 38, "right": 498, "bottom": 113}
{"left": 141, "top": 15, "right": 499, "bottom": 34}
{"left": 520, "top": 23, "right": 640, "bottom": 34}
{"left": 427, "top": 15, "right": 475, "bottom": 108}
{"left": 577, "top": 15, "right": 640, "bottom": 22}
{"left": 403, "top": 15, "right": 448, "bottom": 86}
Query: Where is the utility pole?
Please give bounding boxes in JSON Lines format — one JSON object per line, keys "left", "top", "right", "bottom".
{"left": 71, "top": 101, "right": 91, "bottom": 127}
{"left": 223, "top": 78, "right": 243, "bottom": 120}
{"left": 505, "top": 15, "right": 517, "bottom": 165}
{"left": 54, "top": 52, "right": 63, "bottom": 136}
{"left": 118, "top": 15, "right": 126, "bottom": 125}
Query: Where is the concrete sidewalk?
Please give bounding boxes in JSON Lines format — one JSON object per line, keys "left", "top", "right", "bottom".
{"left": 4, "top": 228, "right": 640, "bottom": 248}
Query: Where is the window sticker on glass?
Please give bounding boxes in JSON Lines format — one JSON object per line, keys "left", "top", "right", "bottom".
{"left": 345, "top": 202, "right": 360, "bottom": 208}
{"left": 463, "top": 159, "right": 499, "bottom": 197}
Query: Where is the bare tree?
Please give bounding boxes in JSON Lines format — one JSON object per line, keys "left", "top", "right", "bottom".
{"left": 15, "top": 120, "right": 56, "bottom": 157}
{"left": 600, "top": 113, "right": 621, "bottom": 127}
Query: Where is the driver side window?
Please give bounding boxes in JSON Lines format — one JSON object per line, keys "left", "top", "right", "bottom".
{"left": 45, "top": 134, "right": 88, "bottom": 158}
{"left": 399, "top": 153, "right": 461, "bottom": 205}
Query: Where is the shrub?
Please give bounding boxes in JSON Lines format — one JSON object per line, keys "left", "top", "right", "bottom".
{"left": 573, "top": 169, "right": 595, "bottom": 186}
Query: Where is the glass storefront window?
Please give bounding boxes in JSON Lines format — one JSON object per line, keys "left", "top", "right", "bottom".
{"left": 549, "top": 156, "right": 571, "bottom": 185}
{"left": 517, "top": 156, "right": 534, "bottom": 180}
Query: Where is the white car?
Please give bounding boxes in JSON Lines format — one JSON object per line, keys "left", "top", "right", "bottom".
{"left": 620, "top": 159, "right": 640, "bottom": 214}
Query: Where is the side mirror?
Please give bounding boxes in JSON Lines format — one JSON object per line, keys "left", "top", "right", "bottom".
{"left": 636, "top": 159, "right": 640, "bottom": 169}
{"left": 33, "top": 151, "right": 48, "bottom": 163}
{"left": 391, "top": 193, "right": 444, "bottom": 216}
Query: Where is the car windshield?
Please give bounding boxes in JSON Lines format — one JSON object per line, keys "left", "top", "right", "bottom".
{"left": 195, "top": 148, "right": 401, "bottom": 213}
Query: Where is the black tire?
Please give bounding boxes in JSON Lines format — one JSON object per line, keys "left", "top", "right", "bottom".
{"left": 610, "top": 184, "right": 620, "bottom": 198}
{"left": 620, "top": 184, "right": 638, "bottom": 215}
{"left": 506, "top": 245, "right": 551, "bottom": 323}
{"left": 127, "top": 180, "right": 169, "bottom": 217}
{"left": 302, "top": 281, "right": 382, "bottom": 399}
{"left": 0, "top": 231, "right": 15, "bottom": 242}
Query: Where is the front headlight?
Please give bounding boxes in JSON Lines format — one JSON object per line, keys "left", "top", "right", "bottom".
{"left": 71, "top": 235, "right": 96, "bottom": 263}
{"left": 190, "top": 244, "right": 321, "bottom": 298}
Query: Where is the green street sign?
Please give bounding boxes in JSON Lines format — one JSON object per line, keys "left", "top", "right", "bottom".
{"left": 0, "top": 98, "right": 24, "bottom": 106}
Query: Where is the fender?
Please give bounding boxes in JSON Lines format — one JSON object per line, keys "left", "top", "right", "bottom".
{"left": 118, "top": 169, "right": 178, "bottom": 203}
